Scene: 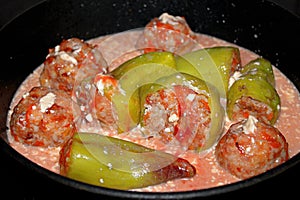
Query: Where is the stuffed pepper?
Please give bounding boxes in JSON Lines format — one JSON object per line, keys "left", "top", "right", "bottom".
{"left": 226, "top": 72, "right": 280, "bottom": 125}
{"left": 139, "top": 72, "right": 225, "bottom": 152}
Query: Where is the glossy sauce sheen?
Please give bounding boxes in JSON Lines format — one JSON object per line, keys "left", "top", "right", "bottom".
{"left": 6, "top": 29, "right": 300, "bottom": 192}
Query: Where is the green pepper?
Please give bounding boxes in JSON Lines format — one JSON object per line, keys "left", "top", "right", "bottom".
{"left": 109, "top": 51, "right": 178, "bottom": 132}
{"left": 110, "top": 51, "right": 177, "bottom": 79}
{"left": 226, "top": 76, "right": 280, "bottom": 125}
{"left": 60, "top": 132, "right": 196, "bottom": 190}
{"left": 239, "top": 57, "right": 275, "bottom": 86}
{"left": 175, "top": 46, "right": 241, "bottom": 98}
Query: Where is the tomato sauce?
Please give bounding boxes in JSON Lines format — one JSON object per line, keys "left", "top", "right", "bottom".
{"left": 6, "top": 29, "right": 300, "bottom": 192}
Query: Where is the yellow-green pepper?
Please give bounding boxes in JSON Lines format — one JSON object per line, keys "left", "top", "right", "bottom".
{"left": 109, "top": 51, "right": 178, "bottom": 132}
{"left": 60, "top": 132, "right": 196, "bottom": 190}
{"left": 239, "top": 57, "right": 275, "bottom": 86}
{"left": 227, "top": 76, "right": 280, "bottom": 125}
{"left": 175, "top": 46, "right": 241, "bottom": 98}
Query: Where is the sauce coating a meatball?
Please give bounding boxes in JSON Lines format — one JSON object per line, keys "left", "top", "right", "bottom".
{"left": 215, "top": 116, "right": 289, "bottom": 179}
{"left": 40, "top": 37, "right": 108, "bottom": 95}
{"left": 9, "top": 86, "right": 78, "bottom": 147}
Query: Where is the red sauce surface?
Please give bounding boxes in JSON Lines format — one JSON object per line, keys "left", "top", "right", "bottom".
{"left": 6, "top": 29, "right": 300, "bottom": 192}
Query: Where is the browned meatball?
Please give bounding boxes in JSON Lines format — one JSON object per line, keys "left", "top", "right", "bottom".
{"left": 40, "top": 37, "right": 108, "bottom": 96}
{"left": 9, "top": 86, "right": 78, "bottom": 147}
{"left": 215, "top": 116, "right": 289, "bottom": 179}
{"left": 136, "top": 13, "right": 197, "bottom": 54}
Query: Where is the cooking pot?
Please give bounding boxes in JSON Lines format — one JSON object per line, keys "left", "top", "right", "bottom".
{"left": 1, "top": 0, "right": 299, "bottom": 199}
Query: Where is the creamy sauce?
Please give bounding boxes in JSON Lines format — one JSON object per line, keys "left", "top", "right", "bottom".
{"left": 6, "top": 29, "right": 300, "bottom": 192}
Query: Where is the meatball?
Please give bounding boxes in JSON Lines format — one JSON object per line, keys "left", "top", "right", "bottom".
{"left": 215, "top": 115, "right": 289, "bottom": 179}
{"left": 40, "top": 37, "right": 108, "bottom": 96}
{"left": 136, "top": 12, "right": 197, "bottom": 54}
{"left": 9, "top": 86, "right": 78, "bottom": 147}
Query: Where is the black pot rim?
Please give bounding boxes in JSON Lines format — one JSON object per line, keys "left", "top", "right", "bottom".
{"left": 1, "top": 0, "right": 300, "bottom": 199}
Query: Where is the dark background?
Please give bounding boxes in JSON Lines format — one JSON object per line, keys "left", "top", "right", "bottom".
{"left": 0, "top": 0, "right": 300, "bottom": 28}
{"left": 0, "top": 0, "right": 299, "bottom": 199}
